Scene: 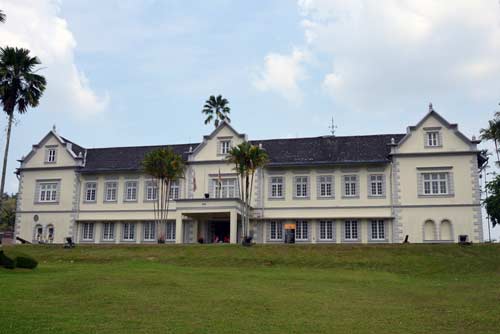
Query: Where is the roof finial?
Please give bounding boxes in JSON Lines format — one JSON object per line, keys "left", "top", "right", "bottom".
{"left": 52, "top": 124, "right": 57, "bottom": 132}
{"left": 428, "top": 102, "right": 434, "bottom": 112}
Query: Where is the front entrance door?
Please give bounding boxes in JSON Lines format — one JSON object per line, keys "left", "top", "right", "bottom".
{"left": 209, "top": 221, "right": 230, "bottom": 243}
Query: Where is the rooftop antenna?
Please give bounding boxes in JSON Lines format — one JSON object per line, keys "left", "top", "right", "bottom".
{"left": 328, "top": 116, "right": 338, "bottom": 136}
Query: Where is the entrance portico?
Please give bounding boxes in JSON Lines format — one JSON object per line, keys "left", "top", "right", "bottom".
{"left": 175, "top": 198, "right": 242, "bottom": 244}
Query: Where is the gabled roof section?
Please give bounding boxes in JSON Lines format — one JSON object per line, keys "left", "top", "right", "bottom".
{"left": 20, "top": 129, "right": 85, "bottom": 164}
{"left": 398, "top": 109, "right": 477, "bottom": 146}
{"left": 190, "top": 120, "right": 246, "bottom": 157}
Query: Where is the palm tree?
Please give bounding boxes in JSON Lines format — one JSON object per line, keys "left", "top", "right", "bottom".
{"left": 480, "top": 117, "right": 500, "bottom": 161}
{"left": 202, "top": 95, "right": 231, "bottom": 128}
{"left": 143, "top": 147, "right": 185, "bottom": 242}
{"left": 0, "top": 10, "right": 6, "bottom": 23}
{"left": 226, "top": 142, "right": 268, "bottom": 243}
{"left": 0, "top": 47, "right": 46, "bottom": 199}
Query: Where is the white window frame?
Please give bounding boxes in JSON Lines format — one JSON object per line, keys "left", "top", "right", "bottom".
{"left": 344, "top": 220, "right": 358, "bottom": 241}
{"left": 269, "top": 221, "right": 283, "bottom": 241}
{"left": 422, "top": 172, "right": 448, "bottom": 195}
{"left": 38, "top": 182, "right": 58, "bottom": 203}
{"left": 371, "top": 220, "right": 385, "bottom": 240}
{"left": 145, "top": 181, "right": 158, "bottom": 201}
{"left": 295, "top": 176, "right": 308, "bottom": 198}
{"left": 123, "top": 223, "right": 136, "bottom": 241}
{"left": 220, "top": 140, "right": 231, "bottom": 155}
{"left": 165, "top": 221, "right": 176, "bottom": 241}
{"left": 84, "top": 182, "right": 97, "bottom": 202}
{"left": 82, "top": 223, "right": 94, "bottom": 241}
{"left": 169, "top": 180, "right": 180, "bottom": 200}
{"left": 124, "top": 181, "right": 138, "bottom": 202}
{"left": 318, "top": 176, "right": 333, "bottom": 198}
{"left": 270, "top": 176, "right": 284, "bottom": 198}
{"left": 369, "top": 174, "right": 384, "bottom": 197}
{"left": 102, "top": 222, "right": 115, "bottom": 241}
{"left": 426, "top": 131, "right": 440, "bottom": 147}
{"left": 295, "top": 220, "right": 308, "bottom": 241}
{"left": 46, "top": 147, "right": 57, "bottom": 163}
{"left": 214, "top": 178, "right": 237, "bottom": 198}
{"left": 143, "top": 222, "right": 156, "bottom": 241}
{"left": 104, "top": 181, "right": 118, "bottom": 202}
{"left": 343, "top": 175, "right": 358, "bottom": 197}
{"left": 319, "top": 220, "right": 334, "bottom": 241}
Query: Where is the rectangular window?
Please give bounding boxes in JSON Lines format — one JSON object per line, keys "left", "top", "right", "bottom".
{"left": 143, "top": 222, "right": 156, "bottom": 241}
{"left": 38, "top": 182, "right": 58, "bottom": 202}
{"left": 46, "top": 148, "right": 57, "bottom": 163}
{"left": 371, "top": 220, "right": 385, "bottom": 240}
{"left": 296, "top": 220, "right": 308, "bottom": 240}
{"left": 344, "top": 175, "right": 358, "bottom": 197}
{"left": 145, "top": 181, "right": 158, "bottom": 201}
{"left": 166, "top": 221, "right": 176, "bottom": 241}
{"left": 105, "top": 182, "right": 117, "bottom": 202}
{"left": 123, "top": 223, "right": 136, "bottom": 241}
{"left": 220, "top": 140, "right": 231, "bottom": 154}
{"left": 270, "top": 176, "right": 284, "bottom": 198}
{"left": 319, "top": 220, "right": 334, "bottom": 241}
{"left": 214, "top": 178, "right": 237, "bottom": 198}
{"left": 422, "top": 172, "right": 448, "bottom": 195}
{"left": 82, "top": 223, "right": 94, "bottom": 241}
{"left": 102, "top": 222, "right": 115, "bottom": 241}
{"left": 84, "top": 182, "right": 97, "bottom": 202}
{"left": 426, "top": 131, "right": 440, "bottom": 147}
{"left": 344, "top": 220, "right": 358, "bottom": 240}
{"left": 270, "top": 221, "right": 283, "bottom": 240}
{"left": 369, "top": 175, "right": 384, "bottom": 196}
{"left": 295, "top": 176, "right": 308, "bottom": 198}
{"left": 169, "top": 180, "right": 180, "bottom": 200}
{"left": 318, "top": 176, "right": 333, "bottom": 197}
{"left": 125, "top": 181, "right": 138, "bottom": 201}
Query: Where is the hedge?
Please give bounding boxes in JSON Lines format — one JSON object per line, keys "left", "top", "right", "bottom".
{"left": 0, "top": 250, "right": 16, "bottom": 269}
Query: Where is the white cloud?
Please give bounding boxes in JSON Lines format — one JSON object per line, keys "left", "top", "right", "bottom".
{"left": 253, "top": 48, "right": 309, "bottom": 103}
{"left": 0, "top": 0, "right": 109, "bottom": 118}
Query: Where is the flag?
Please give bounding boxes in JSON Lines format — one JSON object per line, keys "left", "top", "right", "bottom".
{"left": 193, "top": 174, "right": 197, "bottom": 192}
{"left": 218, "top": 169, "right": 222, "bottom": 186}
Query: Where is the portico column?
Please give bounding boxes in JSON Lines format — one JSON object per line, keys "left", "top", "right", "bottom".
{"left": 230, "top": 210, "right": 237, "bottom": 244}
{"left": 175, "top": 214, "right": 183, "bottom": 244}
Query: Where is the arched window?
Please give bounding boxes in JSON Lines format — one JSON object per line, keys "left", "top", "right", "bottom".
{"left": 34, "top": 224, "right": 43, "bottom": 242}
{"left": 440, "top": 220, "right": 453, "bottom": 241}
{"left": 423, "top": 220, "right": 436, "bottom": 241}
{"left": 46, "top": 224, "right": 55, "bottom": 243}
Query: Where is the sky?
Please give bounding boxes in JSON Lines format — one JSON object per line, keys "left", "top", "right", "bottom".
{"left": 1, "top": 0, "right": 500, "bottom": 240}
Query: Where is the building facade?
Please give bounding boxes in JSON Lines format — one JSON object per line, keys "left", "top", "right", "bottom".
{"left": 14, "top": 110, "right": 485, "bottom": 244}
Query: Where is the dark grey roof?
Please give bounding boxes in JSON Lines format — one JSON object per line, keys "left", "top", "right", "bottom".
{"left": 73, "top": 133, "right": 405, "bottom": 173}
{"left": 250, "top": 134, "right": 405, "bottom": 167}
{"left": 61, "top": 137, "right": 85, "bottom": 157}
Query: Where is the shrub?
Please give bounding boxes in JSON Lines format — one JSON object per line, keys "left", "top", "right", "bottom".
{"left": 15, "top": 256, "right": 38, "bottom": 269}
{"left": 0, "top": 250, "right": 16, "bottom": 269}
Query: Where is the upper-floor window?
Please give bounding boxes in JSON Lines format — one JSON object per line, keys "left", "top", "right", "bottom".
{"left": 169, "top": 180, "right": 180, "bottom": 200}
{"left": 124, "top": 181, "right": 138, "bottom": 201}
{"left": 220, "top": 140, "right": 231, "bottom": 155}
{"left": 104, "top": 181, "right": 117, "bottom": 202}
{"left": 214, "top": 178, "right": 237, "bottom": 198}
{"left": 270, "top": 176, "right": 284, "bottom": 198}
{"left": 318, "top": 175, "right": 333, "bottom": 198}
{"left": 38, "top": 182, "right": 58, "bottom": 203}
{"left": 343, "top": 175, "right": 358, "bottom": 197}
{"left": 369, "top": 174, "right": 384, "bottom": 196}
{"left": 145, "top": 181, "right": 158, "bottom": 201}
{"left": 294, "top": 176, "right": 308, "bottom": 198}
{"left": 45, "top": 147, "right": 57, "bottom": 163}
{"left": 84, "top": 182, "right": 97, "bottom": 202}
{"left": 426, "top": 131, "right": 441, "bottom": 147}
{"left": 296, "top": 220, "right": 308, "bottom": 240}
{"left": 422, "top": 172, "right": 448, "bottom": 195}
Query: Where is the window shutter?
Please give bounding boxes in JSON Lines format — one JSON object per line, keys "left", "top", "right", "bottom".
{"left": 424, "top": 132, "right": 428, "bottom": 147}
{"left": 266, "top": 222, "right": 271, "bottom": 241}
{"left": 293, "top": 177, "right": 297, "bottom": 198}
{"left": 332, "top": 221, "right": 336, "bottom": 241}
{"left": 267, "top": 177, "right": 272, "bottom": 198}
{"left": 208, "top": 179, "right": 214, "bottom": 198}
{"left": 34, "top": 182, "right": 41, "bottom": 203}
{"left": 282, "top": 177, "right": 286, "bottom": 198}
{"left": 178, "top": 180, "right": 183, "bottom": 199}
{"left": 355, "top": 176, "right": 359, "bottom": 196}
{"left": 56, "top": 181, "right": 61, "bottom": 203}
{"left": 382, "top": 174, "right": 386, "bottom": 197}
{"left": 316, "top": 176, "right": 322, "bottom": 198}
{"left": 306, "top": 176, "right": 310, "bottom": 198}
{"left": 367, "top": 175, "right": 372, "bottom": 196}
{"left": 368, "top": 220, "right": 373, "bottom": 241}
{"left": 307, "top": 221, "right": 311, "bottom": 240}
{"left": 447, "top": 172, "right": 454, "bottom": 195}
{"left": 341, "top": 176, "right": 346, "bottom": 196}
{"left": 438, "top": 132, "right": 443, "bottom": 146}
{"left": 417, "top": 173, "right": 423, "bottom": 195}
{"left": 217, "top": 141, "right": 221, "bottom": 155}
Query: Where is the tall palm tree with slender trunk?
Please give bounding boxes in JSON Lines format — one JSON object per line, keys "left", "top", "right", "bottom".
{"left": 202, "top": 95, "right": 231, "bottom": 128}
{"left": 0, "top": 47, "right": 46, "bottom": 199}
{"left": 480, "top": 113, "right": 500, "bottom": 161}
{"left": 0, "top": 10, "right": 6, "bottom": 23}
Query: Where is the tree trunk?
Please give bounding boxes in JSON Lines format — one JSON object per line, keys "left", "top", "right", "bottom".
{"left": 0, "top": 113, "right": 14, "bottom": 202}
{"left": 495, "top": 140, "right": 499, "bottom": 162}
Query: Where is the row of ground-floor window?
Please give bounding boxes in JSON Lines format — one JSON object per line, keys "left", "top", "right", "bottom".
{"left": 32, "top": 219, "right": 456, "bottom": 244}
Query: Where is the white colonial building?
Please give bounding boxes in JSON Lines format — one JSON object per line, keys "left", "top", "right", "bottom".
{"left": 14, "top": 109, "right": 485, "bottom": 244}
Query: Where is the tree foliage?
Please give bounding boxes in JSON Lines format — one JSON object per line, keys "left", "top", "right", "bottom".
{"left": 0, "top": 193, "right": 16, "bottom": 231}
{"left": 0, "top": 10, "right": 5, "bottom": 23}
{"left": 480, "top": 111, "right": 500, "bottom": 161}
{"left": 202, "top": 95, "right": 231, "bottom": 128}
{"left": 484, "top": 174, "right": 500, "bottom": 227}
{"left": 142, "top": 148, "right": 185, "bottom": 242}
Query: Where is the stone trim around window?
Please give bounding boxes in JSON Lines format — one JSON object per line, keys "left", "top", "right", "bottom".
{"left": 316, "top": 175, "right": 335, "bottom": 199}
{"left": 83, "top": 181, "right": 98, "bottom": 203}
{"left": 341, "top": 175, "right": 360, "bottom": 199}
{"left": 367, "top": 174, "right": 386, "bottom": 199}
{"left": 34, "top": 179, "right": 61, "bottom": 205}
{"left": 417, "top": 171, "right": 455, "bottom": 198}
{"left": 123, "top": 180, "right": 139, "bottom": 203}
{"left": 268, "top": 175, "right": 285, "bottom": 200}
{"left": 341, "top": 220, "right": 361, "bottom": 243}
{"left": 316, "top": 220, "right": 336, "bottom": 243}
{"left": 293, "top": 175, "right": 310, "bottom": 200}
{"left": 103, "top": 181, "right": 119, "bottom": 203}
{"left": 367, "top": 219, "right": 389, "bottom": 243}
{"left": 44, "top": 145, "right": 58, "bottom": 164}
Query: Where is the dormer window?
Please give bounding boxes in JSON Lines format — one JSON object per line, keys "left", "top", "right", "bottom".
{"left": 45, "top": 147, "right": 57, "bottom": 163}
{"left": 220, "top": 140, "right": 231, "bottom": 155}
{"left": 425, "top": 131, "right": 441, "bottom": 147}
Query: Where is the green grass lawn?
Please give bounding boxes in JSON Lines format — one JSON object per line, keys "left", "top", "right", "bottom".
{"left": 1, "top": 244, "right": 499, "bottom": 334}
